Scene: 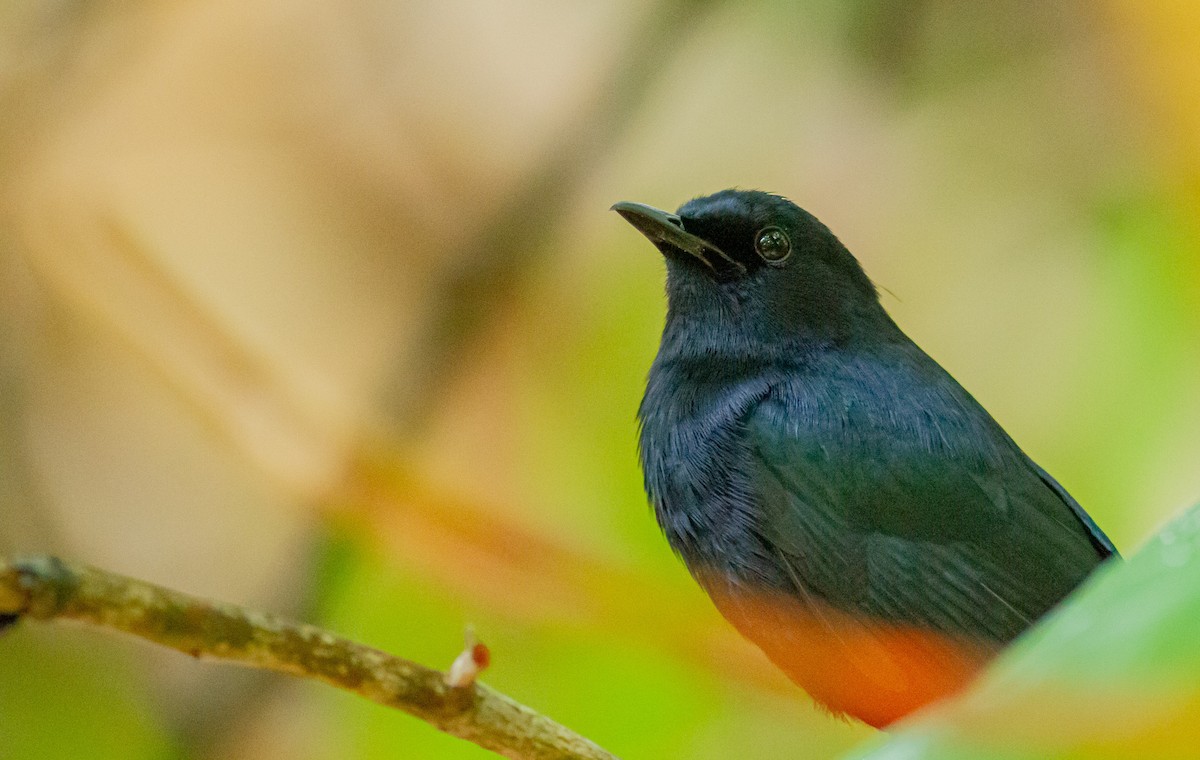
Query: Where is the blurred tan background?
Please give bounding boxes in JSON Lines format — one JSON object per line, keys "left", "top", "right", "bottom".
{"left": 1, "top": 1, "right": 1198, "bottom": 758}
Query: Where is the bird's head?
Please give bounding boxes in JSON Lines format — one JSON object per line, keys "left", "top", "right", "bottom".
{"left": 614, "top": 189, "right": 892, "bottom": 354}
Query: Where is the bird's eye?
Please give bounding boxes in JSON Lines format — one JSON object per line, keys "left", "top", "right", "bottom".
{"left": 754, "top": 227, "right": 791, "bottom": 264}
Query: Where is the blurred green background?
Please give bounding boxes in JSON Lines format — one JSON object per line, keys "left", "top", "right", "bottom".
{"left": 1, "top": 1, "right": 1198, "bottom": 758}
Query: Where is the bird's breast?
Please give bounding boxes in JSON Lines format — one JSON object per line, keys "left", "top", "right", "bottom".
{"left": 638, "top": 365, "right": 776, "bottom": 580}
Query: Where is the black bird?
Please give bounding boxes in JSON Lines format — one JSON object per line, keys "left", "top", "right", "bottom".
{"left": 614, "top": 190, "right": 1116, "bottom": 727}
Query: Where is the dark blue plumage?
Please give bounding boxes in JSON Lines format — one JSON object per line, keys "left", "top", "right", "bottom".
{"left": 615, "top": 189, "right": 1116, "bottom": 726}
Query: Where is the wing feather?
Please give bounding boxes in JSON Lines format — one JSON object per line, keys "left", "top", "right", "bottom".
{"left": 746, "top": 386, "right": 1106, "bottom": 644}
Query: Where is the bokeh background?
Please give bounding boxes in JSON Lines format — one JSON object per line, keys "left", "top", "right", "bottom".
{"left": 1, "top": 1, "right": 1198, "bottom": 758}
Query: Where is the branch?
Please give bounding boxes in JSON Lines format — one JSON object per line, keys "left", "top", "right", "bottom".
{"left": 0, "top": 555, "right": 618, "bottom": 760}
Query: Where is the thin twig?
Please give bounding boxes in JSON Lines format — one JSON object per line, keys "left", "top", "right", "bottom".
{"left": 169, "top": 527, "right": 350, "bottom": 760}
{"left": 0, "top": 555, "right": 617, "bottom": 760}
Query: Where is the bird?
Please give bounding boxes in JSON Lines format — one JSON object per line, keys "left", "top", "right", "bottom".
{"left": 613, "top": 189, "right": 1117, "bottom": 728}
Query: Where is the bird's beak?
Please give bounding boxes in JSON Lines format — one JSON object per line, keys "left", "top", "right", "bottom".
{"left": 611, "top": 201, "right": 745, "bottom": 274}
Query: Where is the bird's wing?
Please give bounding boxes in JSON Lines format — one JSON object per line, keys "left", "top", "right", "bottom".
{"left": 1026, "top": 458, "right": 1118, "bottom": 558}
{"left": 745, "top": 392, "right": 1105, "bottom": 643}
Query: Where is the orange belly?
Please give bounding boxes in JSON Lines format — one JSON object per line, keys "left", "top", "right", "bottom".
{"left": 708, "top": 585, "right": 997, "bottom": 728}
